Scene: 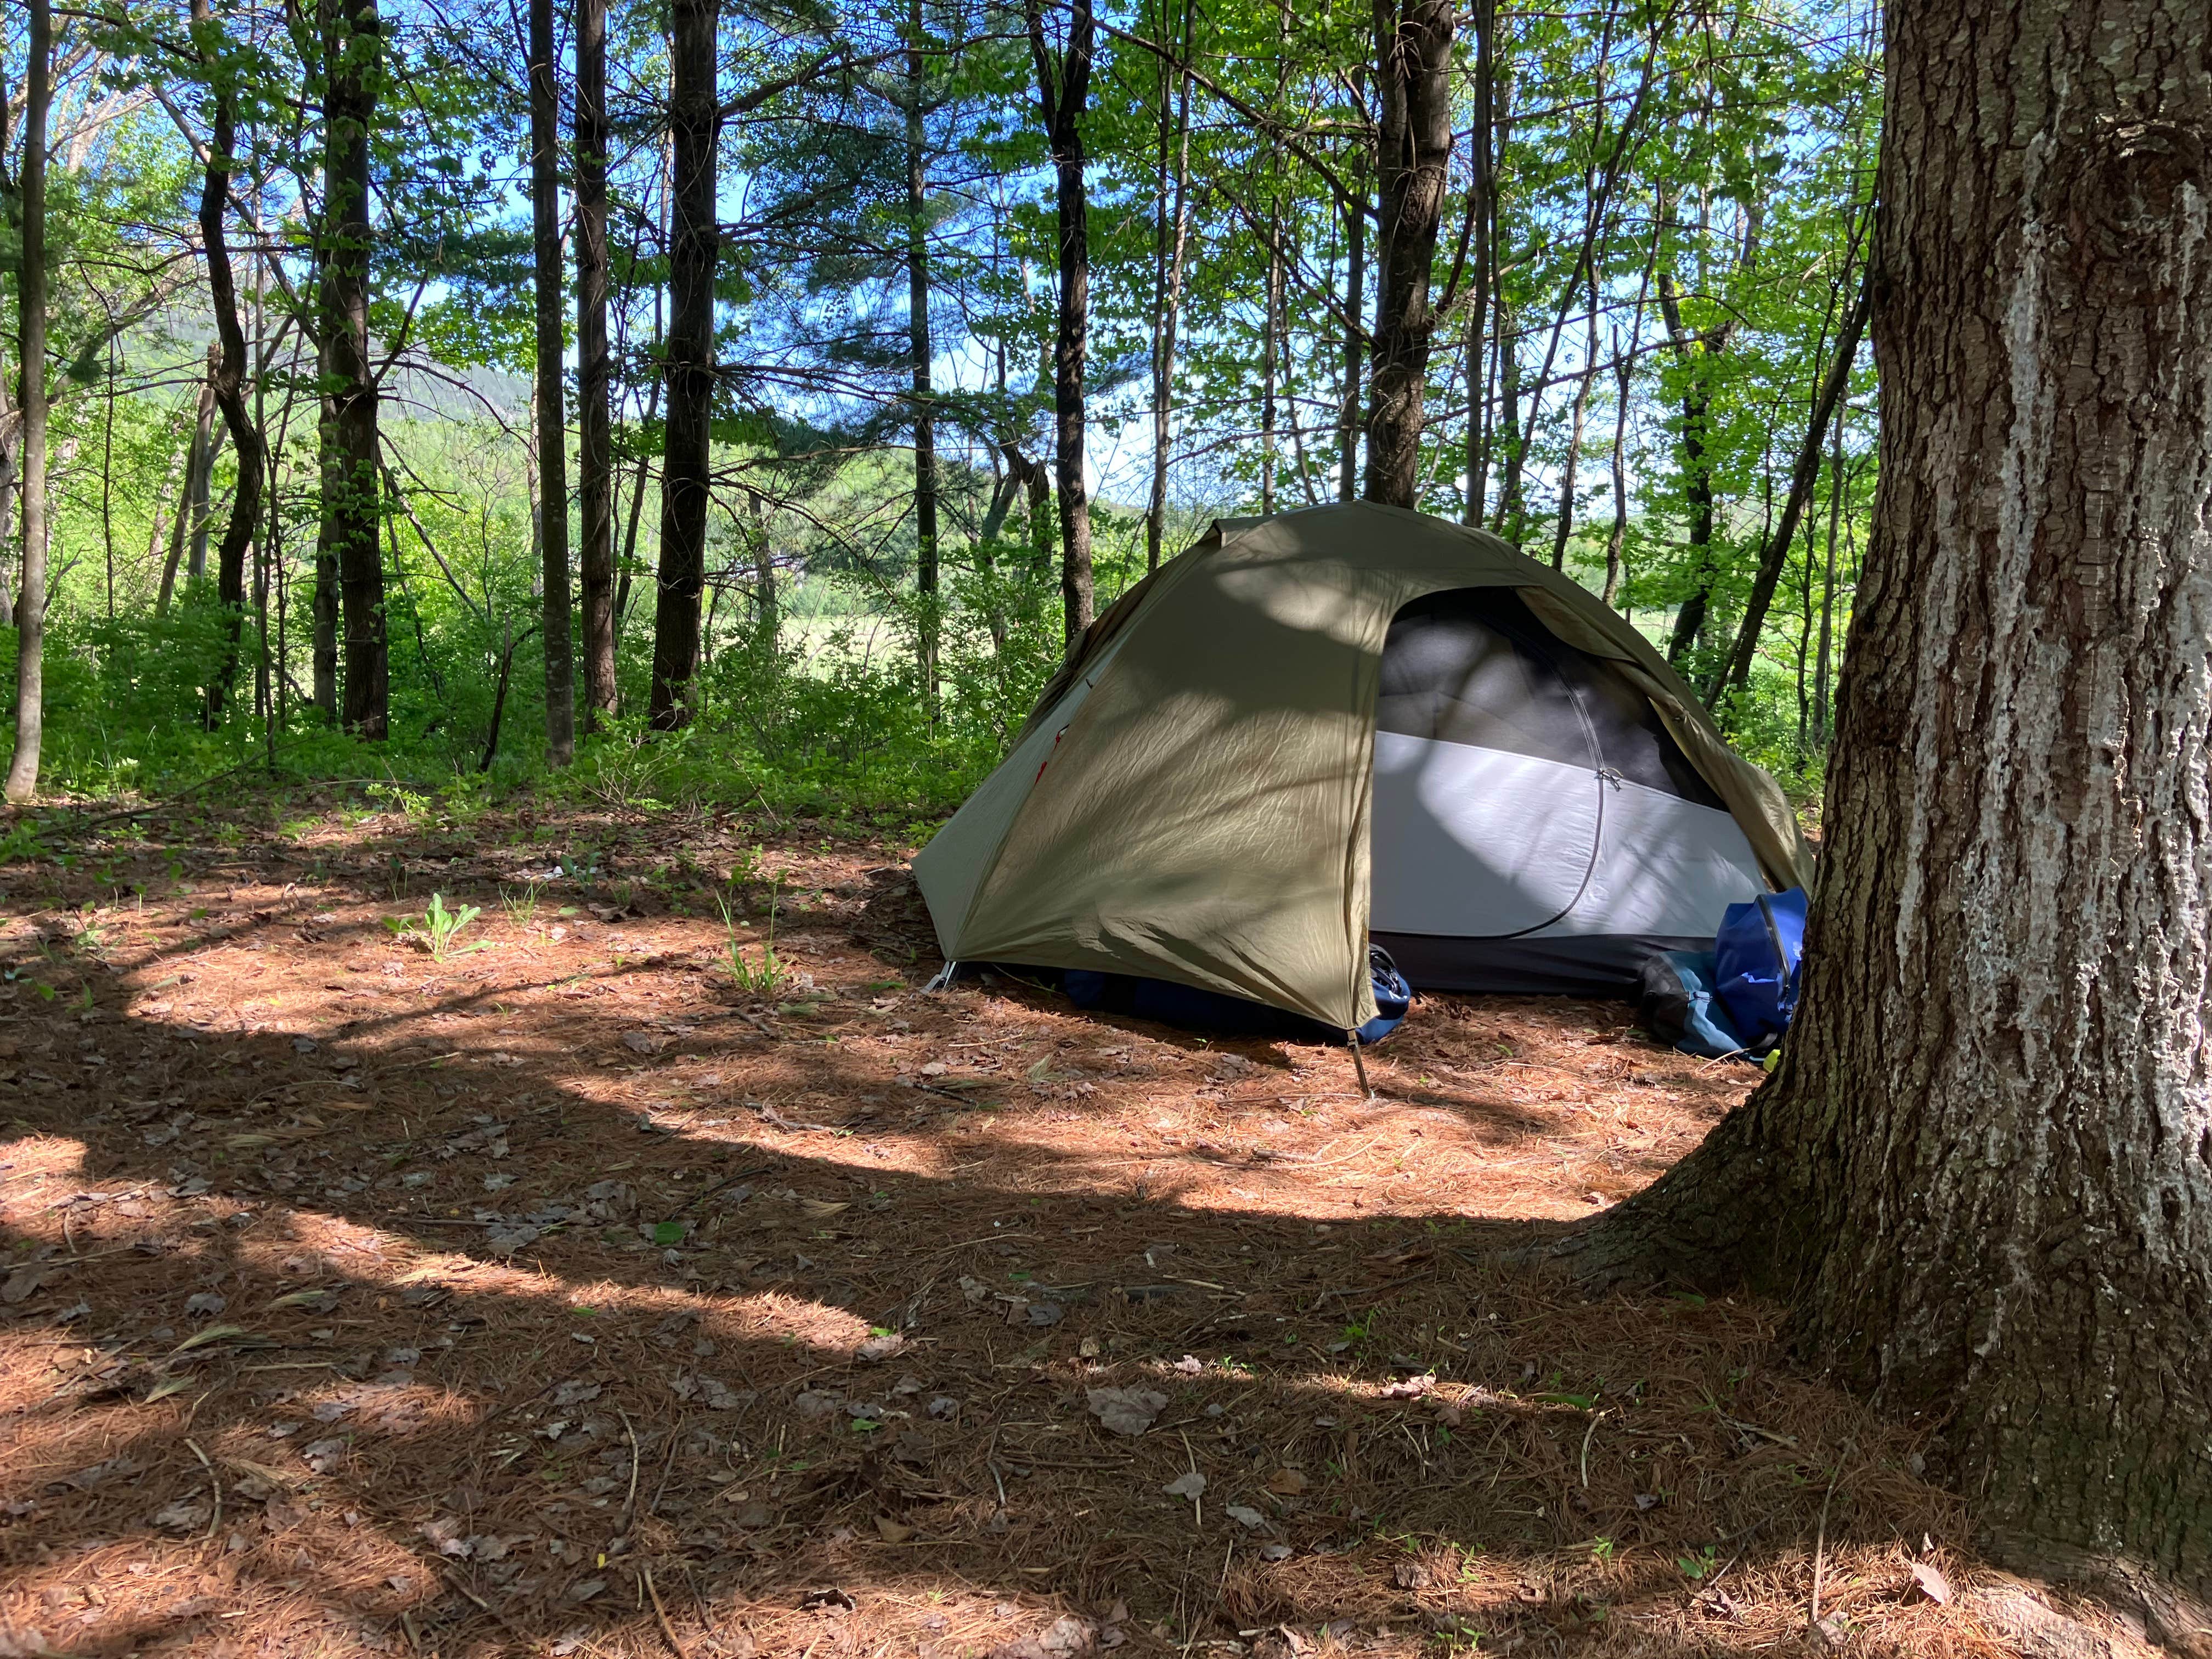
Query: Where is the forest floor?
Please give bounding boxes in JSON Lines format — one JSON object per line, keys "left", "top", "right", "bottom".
{"left": 0, "top": 802, "right": 2135, "bottom": 1659}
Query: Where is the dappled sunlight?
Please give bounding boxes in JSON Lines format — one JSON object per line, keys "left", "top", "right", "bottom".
{"left": 0, "top": 804, "right": 2021, "bottom": 1658}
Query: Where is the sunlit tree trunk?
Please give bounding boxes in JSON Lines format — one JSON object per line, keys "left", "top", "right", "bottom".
{"left": 1361, "top": 0, "right": 1453, "bottom": 510}
{"left": 1024, "top": 0, "right": 1094, "bottom": 646}
{"left": 318, "top": 0, "right": 387, "bottom": 738}
{"left": 906, "top": 0, "right": 940, "bottom": 701}
{"left": 575, "top": 0, "right": 614, "bottom": 732}
{"left": 4, "top": 0, "right": 50, "bottom": 801}
{"left": 193, "top": 0, "right": 269, "bottom": 726}
{"left": 1578, "top": 0, "right": 2212, "bottom": 1634}
{"left": 528, "top": 0, "right": 573, "bottom": 763}
{"left": 647, "top": 0, "right": 719, "bottom": 729}
{"left": 1144, "top": 0, "right": 1193, "bottom": 570}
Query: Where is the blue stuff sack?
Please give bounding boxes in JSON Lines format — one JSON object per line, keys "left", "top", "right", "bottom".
{"left": 1712, "top": 887, "right": 1808, "bottom": 1049}
{"left": 1636, "top": 949, "right": 1751, "bottom": 1060}
{"left": 1358, "top": 944, "right": 1413, "bottom": 1045}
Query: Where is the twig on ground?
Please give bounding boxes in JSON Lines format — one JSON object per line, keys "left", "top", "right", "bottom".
{"left": 185, "top": 1436, "right": 220, "bottom": 1541}
{"left": 643, "top": 1567, "right": 691, "bottom": 1659}
{"left": 618, "top": 1406, "right": 644, "bottom": 1534}
{"left": 1810, "top": 1465, "right": 1842, "bottom": 1637}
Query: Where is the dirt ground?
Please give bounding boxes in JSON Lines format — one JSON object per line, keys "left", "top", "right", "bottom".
{"left": 0, "top": 802, "right": 2122, "bottom": 1657}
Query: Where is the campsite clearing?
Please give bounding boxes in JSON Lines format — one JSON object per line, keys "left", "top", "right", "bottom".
{"left": 0, "top": 804, "right": 2137, "bottom": 1657}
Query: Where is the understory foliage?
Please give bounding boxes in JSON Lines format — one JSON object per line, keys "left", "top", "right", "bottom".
{"left": 1, "top": 0, "right": 1875, "bottom": 807}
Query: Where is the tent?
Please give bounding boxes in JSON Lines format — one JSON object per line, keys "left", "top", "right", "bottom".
{"left": 913, "top": 503, "right": 1813, "bottom": 1033}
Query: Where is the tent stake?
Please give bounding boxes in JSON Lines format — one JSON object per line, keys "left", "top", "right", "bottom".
{"left": 1347, "top": 1031, "right": 1374, "bottom": 1100}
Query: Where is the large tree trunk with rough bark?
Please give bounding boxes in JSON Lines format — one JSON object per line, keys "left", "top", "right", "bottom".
{"left": 647, "top": 0, "right": 719, "bottom": 730}
{"left": 528, "top": 0, "right": 573, "bottom": 764}
{"left": 574, "top": 0, "right": 615, "bottom": 732}
{"left": 1361, "top": 0, "right": 1453, "bottom": 510}
{"left": 1577, "top": 0, "right": 2212, "bottom": 1635}
{"left": 318, "top": 0, "right": 386, "bottom": 739}
{"left": 1025, "top": 0, "right": 1094, "bottom": 646}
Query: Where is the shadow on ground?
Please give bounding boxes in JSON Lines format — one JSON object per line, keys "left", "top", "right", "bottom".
{"left": 0, "top": 805, "right": 1971, "bottom": 1658}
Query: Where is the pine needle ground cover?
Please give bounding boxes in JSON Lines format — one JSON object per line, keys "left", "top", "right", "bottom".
{"left": 0, "top": 805, "right": 2145, "bottom": 1658}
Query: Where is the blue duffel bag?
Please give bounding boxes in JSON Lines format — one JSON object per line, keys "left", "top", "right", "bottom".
{"left": 1712, "top": 887, "right": 1808, "bottom": 1049}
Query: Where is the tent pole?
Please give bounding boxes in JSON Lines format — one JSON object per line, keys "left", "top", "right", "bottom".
{"left": 1347, "top": 1032, "right": 1374, "bottom": 1100}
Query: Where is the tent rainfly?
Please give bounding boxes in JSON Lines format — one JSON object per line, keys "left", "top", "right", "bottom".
{"left": 914, "top": 503, "right": 1814, "bottom": 1033}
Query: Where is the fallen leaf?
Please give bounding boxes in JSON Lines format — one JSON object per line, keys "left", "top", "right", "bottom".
{"left": 1265, "top": 1468, "right": 1310, "bottom": 1496}
{"left": 1, "top": 1266, "right": 53, "bottom": 1304}
{"left": 874, "top": 1515, "right": 915, "bottom": 1543}
{"left": 1087, "top": 1386, "right": 1169, "bottom": 1437}
{"left": 1908, "top": 1561, "right": 1951, "bottom": 1605}
{"left": 171, "top": 1323, "right": 251, "bottom": 1353}
{"left": 1224, "top": 1504, "right": 1266, "bottom": 1528}
{"left": 1163, "top": 1471, "right": 1206, "bottom": 1499}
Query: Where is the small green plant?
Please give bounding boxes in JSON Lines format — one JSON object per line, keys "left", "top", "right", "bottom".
{"left": 500, "top": 883, "right": 543, "bottom": 929}
{"left": 715, "top": 881, "right": 786, "bottom": 995}
{"left": 1588, "top": 1536, "right": 1616, "bottom": 1564}
{"left": 1675, "top": 1545, "right": 1719, "bottom": 1581}
{"left": 387, "top": 892, "right": 489, "bottom": 963}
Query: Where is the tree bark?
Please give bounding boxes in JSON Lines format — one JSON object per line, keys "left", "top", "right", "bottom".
{"left": 574, "top": 0, "right": 616, "bottom": 732}
{"left": 1548, "top": 283, "right": 1599, "bottom": 572}
{"left": 1457, "top": 0, "right": 1495, "bottom": 529}
{"left": 1144, "top": 0, "right": 1193, "bottom": 569}
{"left": 1260, "top": 201, "right": 1283, "bottom": 517}
{"left": 157, "top": 368, "right": 218, "bottom": 617}
{"left": 906, "top": 0, "right": 939, "bottom": 698}
{"left": 318, "top": 0, "right": 386, "bottom": 739}
{"left": 1577, "top": 0, "right": 2212, "bottom": 1632}
{"left": 4, "top": 0, "right": 50, "bottom": 802}
{"left": 1360, "top": 0, "right": 1453, "bottom": 510}
{"left": 647, "top": 0, "right": 719, "bottom": 729}
{"left": 1025, "top": 0, "right": 1094, "bottom": 647}
{"left": 193, "top": 0, "right": 269, "bottom": 726}
{"left": 528, "top": 0, "right": 574, "bottom": 764}
{"left": 1336, "top": 98, "right": 1368, "bottom": 505}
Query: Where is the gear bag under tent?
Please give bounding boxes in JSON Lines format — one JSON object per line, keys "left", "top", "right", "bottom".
{"left": 913, "top": 503, "right": 1813, "bottom": 1035}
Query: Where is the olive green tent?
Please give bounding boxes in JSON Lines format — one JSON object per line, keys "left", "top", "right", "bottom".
{"left": 913, "top": 503, "right": 1812, "bottom": 1032}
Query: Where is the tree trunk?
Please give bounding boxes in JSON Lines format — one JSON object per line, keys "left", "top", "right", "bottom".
{"left": 1144, "top": 0, "right": 1193, "bottom": 570}
{"left": 1812, "top": 415, "right": 1843, "bottom": 745}
{"left": 4, "top": 0, "right": 50, "bottom": 802}
{"left": 906, "top": 0, "right": 939, "bottom": 699}
{"left": 647, "top": 0, "right": 719, "bottom": 730}
{"left": 1492, "top": 301, "right": 1523, "bottom": 539}
{"left": 1260, "top": 201, "right": 1282, "bottom": 517}
{"left": 1548, "top": 284, "right": 1599, "bottom": 572}
{"left": 574, "top": 0, "right": 615, "bottom": 732}
{"left": 1025, "top": 0, "right": 1094, "bottom": 647}
{"left": 1458, "top": 0, "right": 1496, "bottom": 529}
{"left": 528, "top": 0, "right": 574, "bottom": 764}
{"left": 318, "top": 0, "right": 386, "bottom": 739}
{"left": 1336, "top": 98, "right": 1368, "bottom": 505}
{"left": 1578, "top": 0, "right": 2212, "bottom": 1632}
{"left": 1360, "top": 0, "right": 1454, "bottom": 510}
{"left": 193, "top": 0, "right": 269, "bottom": 726}
{"left": 1713, "top": 272, "right": 1869, "bottom": 699}
{"left": 157, "top": 370, "right": 218, "bottom": 617}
